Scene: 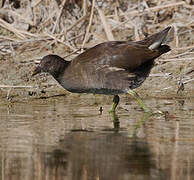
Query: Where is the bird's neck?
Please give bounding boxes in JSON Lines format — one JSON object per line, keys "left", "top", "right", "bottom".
{"left": 52, "top": 61, "right": 70, "bottom": 79}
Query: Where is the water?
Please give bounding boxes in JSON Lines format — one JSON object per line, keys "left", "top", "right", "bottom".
{"left": 0, "top": 94, "right": 193, "bottom": 180}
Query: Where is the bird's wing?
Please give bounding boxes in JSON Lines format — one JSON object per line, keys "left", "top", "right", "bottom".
{"left": 71, "top": 41, "right": 159, "bottom": 71}
{"left": 88, "top": 64, "right": 143, "bottom": 92}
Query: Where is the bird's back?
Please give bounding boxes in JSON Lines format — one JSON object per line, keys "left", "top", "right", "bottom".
{"left": 71, "top": 27, "right": 172, "bottom": 70}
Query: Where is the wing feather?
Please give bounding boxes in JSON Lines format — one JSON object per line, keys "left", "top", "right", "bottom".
{"left": 71, "top": 41, "right": 159, "bottom": 71}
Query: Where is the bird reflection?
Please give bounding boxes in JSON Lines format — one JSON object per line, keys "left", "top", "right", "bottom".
{"left": 41, "top": 132, "right": 157, "bottom": 180}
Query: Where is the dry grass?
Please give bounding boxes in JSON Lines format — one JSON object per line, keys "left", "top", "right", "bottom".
{"left": 0, "top": 0, "right": 193, "bottom": 51}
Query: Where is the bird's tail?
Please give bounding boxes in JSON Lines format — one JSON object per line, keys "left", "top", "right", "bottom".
{"left": 137, "top": 26, "right": 174, "bottom": 50}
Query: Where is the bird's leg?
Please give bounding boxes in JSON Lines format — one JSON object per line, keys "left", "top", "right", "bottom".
{"left": 109, "top": 95, "right": 120, "bottom": 113}
{"left": 111, "top": 111, "right": 120, "bottom": 131}
{"left": 132, "top": 112, "right": 152, "bottom": 137}
{"left": 127, "top": 89, "right": 151, "bottom": 113}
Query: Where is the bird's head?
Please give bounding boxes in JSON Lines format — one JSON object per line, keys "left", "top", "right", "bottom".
{"left": 32, "top": 55, "right": 69, "bottom": 78}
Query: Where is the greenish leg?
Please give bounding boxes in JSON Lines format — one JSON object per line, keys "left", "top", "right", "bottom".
{"left": 132, "top": 112, "right": 152, "bottom": 137}
{"left": 127, "top": 89, "right": 151, "bottom": 113}
{"left": 109, "top": 95, "right": 120, "bottom": 131}
{"left": 109, "top": 95, "right": 120, "bottom": 113}
{"left": 110, "top": 111, "right": 120, "bottom": 131}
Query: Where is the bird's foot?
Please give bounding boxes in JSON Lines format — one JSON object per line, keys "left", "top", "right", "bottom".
{"left": 141, "top": 105, "right": 152, "bottom": 114}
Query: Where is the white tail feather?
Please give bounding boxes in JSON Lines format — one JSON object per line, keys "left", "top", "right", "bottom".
{"left": 148, "top": 27, "right": 174, "bottom": 50}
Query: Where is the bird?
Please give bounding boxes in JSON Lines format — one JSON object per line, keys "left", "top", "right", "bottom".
{"left": 32, "top": 27, "right": 173, "bottom": 113}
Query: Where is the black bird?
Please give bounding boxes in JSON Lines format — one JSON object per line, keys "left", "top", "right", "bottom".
{"left": 32, "top": 27, "right": 173, "bottom": 112}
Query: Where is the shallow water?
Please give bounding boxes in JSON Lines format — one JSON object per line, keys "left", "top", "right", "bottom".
{"left": 0, "top": 94, "right": 193, "bottom": 180}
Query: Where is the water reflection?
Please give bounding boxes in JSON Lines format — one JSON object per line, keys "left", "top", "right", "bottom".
{"left": 44, "top": 133, "right": 154, "bottom": 180}
{"left": 0, "top": 95, "right": 193, "bottom": 179}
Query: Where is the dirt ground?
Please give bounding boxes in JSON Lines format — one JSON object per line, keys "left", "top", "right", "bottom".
{"left": 0, "top": 0, "right": 193, "bottom": 101}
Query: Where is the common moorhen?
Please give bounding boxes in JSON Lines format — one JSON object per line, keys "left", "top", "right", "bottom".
{"left": 32, "top": 27, "right": 173, "bottom": 112}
